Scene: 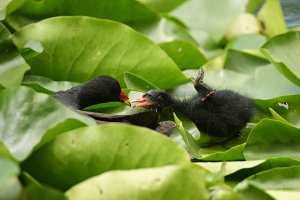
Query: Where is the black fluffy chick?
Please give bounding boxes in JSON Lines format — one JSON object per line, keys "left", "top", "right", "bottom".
{"left": 52, "top": 75, "right": 131, "bottom": 109}
{"left": 133, "top": 69, "right": 255, "bottom": 137}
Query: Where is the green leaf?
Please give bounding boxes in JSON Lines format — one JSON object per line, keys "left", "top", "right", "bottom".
{"left": 22, "top": 184, "right": 67, "bottom": 200}
{"left": 137, "top": 0, "right": 187, "bottom": 12}
{"left": 11, "top": 0, "right": 158, "bottom": 25}
{"left": 13, "top": 16, "right": 188, "bottom": 89}
{"left": 244, "top": 119, "right": 300, "bottom": 160}
{"left": 267, "top": 190, "right": 300, "bottom": 200}
{"left": 0, "top": 0, "right": 25, "bottom": 20}
{"left": 183, "top": 64, "right": 300, "bottom": 99}
{"left": 22, "top": 75, "right": 79, "bottom": 94}
{"left": 0, "top": 86, "right": 94, "bottom": 161}
{"left": 224, "top": 49, "right": 269, "bottom": 75}
{"left": 133, "top": 16, "right": 197, "bottom": 44}
{"left": 172, "top": 0, "right": 248, "bottom": 47}
{"left": 257, "top": 0, "right": 286, "bottom": 37}
{"left": 22, "top": 124, "right": 190, "bottom": 190}
{"left": 226, "top": 34, "right": 267, "bottom": 51}
{"left": 236, "top": 165, "right": 300, "bottom": 191}
{"left": 0, "top": 23, "right": 30, "bottom": 88}
{"left": 65, "top": 165, "right": 209, "bottom": 200}
{"left": 124, "top": 72, "right": 158, "bottom": 92}
{"left": 261, "top": 31, "right": 300, "bottom": 86}
{"left": 225, "top": 157, "right": 300, "bottom": 185}
{"left": 246, "top": 0, "right": 265, "bottom": 13}
{"left": 210, "top": 184, "right": 241, "bottom": 200}
{"left": 269, "top": 108, "right": 290, "bottom": 124}
{"left": 173, "top": 113, "right": 200, "bottom": 156}
{"left": 235, "top": 182, "right": 275, "bottom": 200}
{"left": 255, "top": 94, "right": 300, "bottom": 127}
{"left": 160, "top": 40, "right": 207, "bottom": 69}
{"left": 0, "top": 159, "right": 22, "bottom": 200}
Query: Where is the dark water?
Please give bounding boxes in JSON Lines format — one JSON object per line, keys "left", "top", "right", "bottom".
{"left": 281, "top": 0, "right": 300, "bottom": 28}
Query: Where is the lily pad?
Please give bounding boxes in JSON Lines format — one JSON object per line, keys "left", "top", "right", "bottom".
{"left": 0, "top": 0, "right": 24, "bottom": 20}
{"left": 172, "top": 0, "right": 248, "bottom": 47}
{"left": 137, "top": 0, "right": 187, "bottom": 12}
{"left": 22, "top": 75, "right": 79, "bottom": 94}
{"left": 0, "top": 159, "right": 22, "bottom": 200}
{"left": 22, "top": 124, "right": 190, "bottom": 190}
{"left": 133, "top": 16, "right": 197, "bottom": 44}
{"left": 124, "top": 72, "right": 158, "bottom": 92}
{"left": 183, "top": 64, "right": 300, "bottom": 99}
{"left": 10, "top": 0, "right": 158, "bottom": 26}
{"left": 0, "top": 23, "right": 30, "bottom": 88}
{"left": 13, "top": 16, "right": 189, "bottom": 89}
{"left": 236, "top": 165, "right": 300, "bottom": 191}
{"left": 66, "top": 165, "right": 209, "bottom": 200}
{"left": 0, "top": 86, "right": 94, "bottom": 161}
{"left": 244, "top": 119, "right": 300, "bottom": 160}
{"left": 160, "top": 40, "right": 207, "bottom": 69}
{"left": 255, "top": 94, "right": 300, "bottom": 127}
{"left": 261, "top": 31, "right": 300, "bottom": 86}
{"left": 225, "top": 157, "right": 300, "bottom": 185}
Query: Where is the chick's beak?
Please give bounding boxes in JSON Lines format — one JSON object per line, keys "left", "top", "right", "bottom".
{"left": 132, "top": 97, "right": 152, "bottom": 108}
{"left": 120, "top": 91, "right": 131, "bottom": 107}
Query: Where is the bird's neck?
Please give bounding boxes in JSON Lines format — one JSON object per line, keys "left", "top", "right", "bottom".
{"left": 165, "top": 96, "right": 191, "bottom": 116}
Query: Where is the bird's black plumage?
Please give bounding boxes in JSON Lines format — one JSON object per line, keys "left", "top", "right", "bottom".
{"left": 52, "top": 75, "right": 129, "bottom": 109}
{"left": 134, "top": 69, "right": 255, "bottom": 137}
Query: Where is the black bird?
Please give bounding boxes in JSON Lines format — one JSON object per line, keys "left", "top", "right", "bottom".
{"left": 133, "top": 69, "right": 255, "bottom": 137}
{"left": 52, "top": 75, "right": 131, "bottom": 109}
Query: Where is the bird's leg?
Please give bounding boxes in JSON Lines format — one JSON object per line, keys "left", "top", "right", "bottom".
{"left": 193, "top": 68, "right": 215, "bottom": 101}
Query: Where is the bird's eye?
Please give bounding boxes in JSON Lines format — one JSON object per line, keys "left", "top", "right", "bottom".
{"left": 143, "top": 93, "right": 151, "bottom": 98}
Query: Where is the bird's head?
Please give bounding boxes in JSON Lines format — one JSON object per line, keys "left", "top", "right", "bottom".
{"left": 78, "top": 75, "right": 131, "bottom": 108}
{"left": 133, "top": 90, "right": 171, "bottom": 111}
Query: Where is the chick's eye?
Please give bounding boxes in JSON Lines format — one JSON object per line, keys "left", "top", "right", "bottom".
{"left": 143, "top": 93, "right": 151, "bottom": 98}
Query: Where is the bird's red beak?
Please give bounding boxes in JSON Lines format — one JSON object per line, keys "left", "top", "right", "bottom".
{"left": 120, "top": 91, "right": 131, "bottom": 106}
{"left": 132, "top": 97, "right": 153, "bottom": 108}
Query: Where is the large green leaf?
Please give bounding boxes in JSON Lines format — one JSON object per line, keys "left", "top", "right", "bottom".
{"left": 65, "top": 165, "right": 209, "bottom": 200}
{"left": 235, "top": 183, "right": 275, "bottom": 200}
{"left": 225, "top": 157, "right": 300, "bottom": 185}
{"left": 257, "top": 0, "right": 286, "bottom": 37}
{"left": 22, "top": 184, "right": 67, "bottom": 200}
{"left": 224, "top": 49, "right": 269, "bottom": 75}
{"left": 183, "top": 64, "right": 300, "bottom": 99}
{"left": 226, "top": 34, "right": 267, "bottom": 51}
{"left": 124, "top": 72, "right": 158, "bottom": 92}
{"left": 22, "top": 124, "right": 190, "bottom": 190}
{"left": 172, "top": 0, "right": 248, "bottom": 47}
{"left": 0, "top": 0, "right": 24, "bottom": 20}
{"left": 10, "top": 0, "right": 158, "bottom": 26}
{"left": 160, "top": 40, "right": 207, "bottom": 69}
{"left": 13, "top": 16, "right": 188, "bottom": 89}
{"left": 137, "top": 0, "right": 187, "bottom": 12}
{"left": 255, "top": 94, "right": 300, "bottom": 128}
{"left": 236, "top": 165, "right": 300, "bottom": 191}
{"left": 0, "top": 159, "right": 22, "bottom": 200}
{"left": 0, "top": 23, "right": 30, "bottom": 88}
{"left": 0, "top": 86, "right": 94, "bottom": 161}
{"left": 261, "top": 31, "right": 300, "bottom": 86}
{"left": 22, "top": 75, "right": 79, "bottom": 94}
{"left": 132, "top": 16, "right": 197, "bottom": 44}
{"left": 244, "top": 119, "right": 300, "bottom": 160}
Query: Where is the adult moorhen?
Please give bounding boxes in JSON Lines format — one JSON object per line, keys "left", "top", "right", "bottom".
{"left": 52, "top": 75, "right": 131, "bottom": 109}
